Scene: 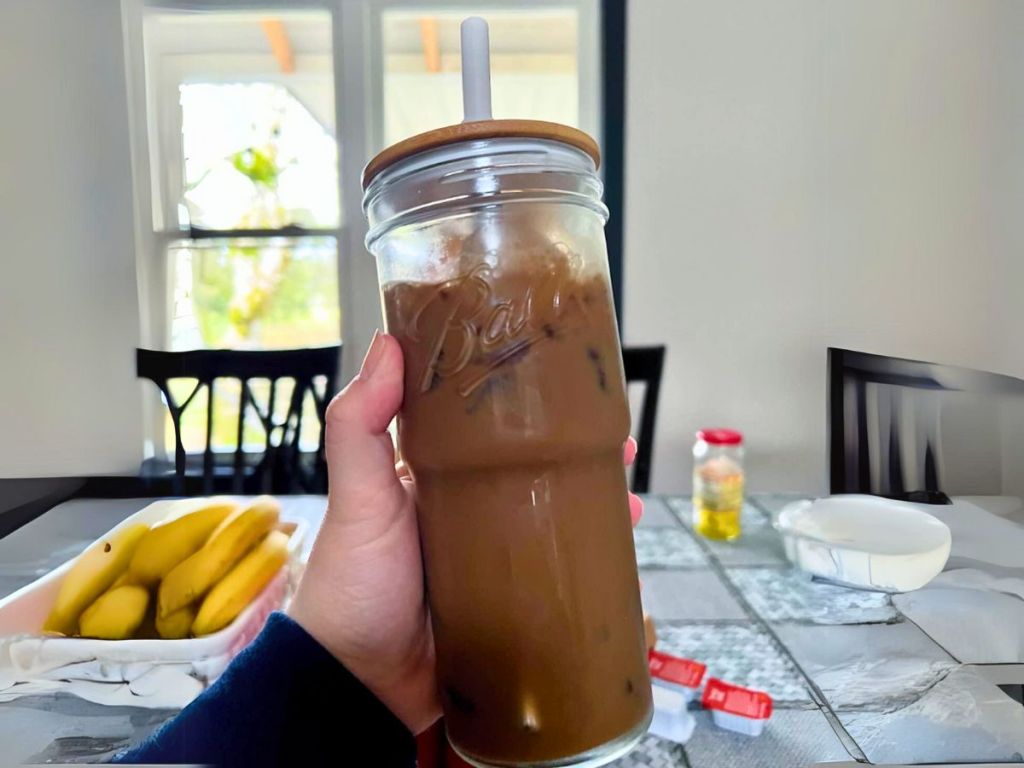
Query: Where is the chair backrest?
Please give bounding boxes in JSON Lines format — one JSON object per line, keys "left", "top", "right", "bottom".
{"left": 828, "top": 347, "right": 1024, "bottom": 503}
{"left": 623, "top": 345, "right": 666, "bottom": 494}
{"left": 136, "top": 346, "right": 340, "bottom": 495}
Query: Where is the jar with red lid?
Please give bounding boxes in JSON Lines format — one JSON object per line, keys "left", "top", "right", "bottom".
{"left": 692, "top": 429, "right": 745, "bottom": 540}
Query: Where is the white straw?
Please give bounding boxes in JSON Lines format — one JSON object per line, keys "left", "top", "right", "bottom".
{"left": 460, "top": 17, "right": 492, "bottom": 122}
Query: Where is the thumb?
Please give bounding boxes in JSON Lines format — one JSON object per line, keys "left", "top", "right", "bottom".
{"left": 324, "top": 332, "right": 405, "bottom": 515}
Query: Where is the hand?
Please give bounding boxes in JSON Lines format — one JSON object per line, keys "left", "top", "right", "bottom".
{"left": 288, "top": 331, "right": 645, "bottom": 734}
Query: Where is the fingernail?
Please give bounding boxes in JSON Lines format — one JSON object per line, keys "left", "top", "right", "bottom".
{"left": 359, "top": 330, "right": 386, "bottom": 381}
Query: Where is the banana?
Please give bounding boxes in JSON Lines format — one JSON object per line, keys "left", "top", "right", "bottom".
{"left": 78, "top": 585, "right": 150, "bottom": 640}
{"left": 129, "top": 498, "right": 239, "bottom": 586}
{"left": 111, "top": 570, "right": 141, "bottom": 589}
{"left": 156, "top": 604, "right": 196, "bottom": 640}
{"left": 193, "top": 530, "right": 290, "bottom": 637}
{"left": 43, "top": 522, "right": 150, "bottom": 636}
{"left": 158, "top": 496, "right": 280, "bottom": 618}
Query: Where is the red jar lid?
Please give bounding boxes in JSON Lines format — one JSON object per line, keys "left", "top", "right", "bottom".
{"left": 697, "top": 428, "right": 743, "bottom": 446}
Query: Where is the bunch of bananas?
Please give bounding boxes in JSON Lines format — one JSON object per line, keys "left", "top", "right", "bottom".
{"left": 43, "top": 496, "right": 292, "bottom": 640}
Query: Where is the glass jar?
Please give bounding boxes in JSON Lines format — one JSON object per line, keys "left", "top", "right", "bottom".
{"left": 692, "top": 428, "right": 745, "bottom": 540}
{"left": 363, "top": 120, "right": 652, "bottom": 768}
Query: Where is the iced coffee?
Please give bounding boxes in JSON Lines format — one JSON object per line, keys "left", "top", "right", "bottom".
{"left": 365, "top": 117, "right": 652, "bottom": 766}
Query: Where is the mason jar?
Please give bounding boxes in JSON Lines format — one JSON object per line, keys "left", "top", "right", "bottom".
{"left": 692, "top": 428, "right": 746, "bottom": 541}
{"left": 363, "top": 120, "right": 652, "bottom": 767}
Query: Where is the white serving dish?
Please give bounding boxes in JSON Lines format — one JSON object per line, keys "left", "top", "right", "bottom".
{"left": 0, "top": 499, "right": 307, "bottom": 708}
{"left": 777, "top": 495, "right": 951, "bottom": 593}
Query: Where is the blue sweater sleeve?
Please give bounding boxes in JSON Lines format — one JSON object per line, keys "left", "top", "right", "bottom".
{"left": 115, "top": 612, "right": 417, "bottom": 767}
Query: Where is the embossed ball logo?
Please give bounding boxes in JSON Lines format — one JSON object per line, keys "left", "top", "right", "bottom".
{"left": 408, "top": 263, "right": 589, "bottom": 397}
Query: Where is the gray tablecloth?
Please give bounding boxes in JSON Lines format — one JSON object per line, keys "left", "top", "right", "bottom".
{"left": 617, "top": 496, "right": 1024, "bottom": 767}
{"left": 1, "top": 494, "right": 1023, "bottom": 766}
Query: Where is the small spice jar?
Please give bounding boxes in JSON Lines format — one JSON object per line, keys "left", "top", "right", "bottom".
{"left": 692, "top": 429, "right": 745, "bottom": 540}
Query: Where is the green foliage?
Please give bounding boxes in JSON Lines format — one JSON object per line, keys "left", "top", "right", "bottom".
{"left": 231, "top": 146, "right": 279, "bottom": 187}
{"left": 189, "top": 241, "right": 339, "bottom": 349}
{"left": 173, "top": 91, "right": 340, "bottom": 453}
{"left": 191, "top": 250, "right": 233, "bottom": 347}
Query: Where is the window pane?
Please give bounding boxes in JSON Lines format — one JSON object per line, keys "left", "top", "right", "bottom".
{"left": 144, "top": 10, "right": 338, "bottom": 229}
{"left": 169, "top": 237, "right": 341, "bottom": 351}
{"left": 381, "top": 9, "right": 580, "bottom": 147}
{"left": 181, "top": 82, "right": 339, "bottom": 229}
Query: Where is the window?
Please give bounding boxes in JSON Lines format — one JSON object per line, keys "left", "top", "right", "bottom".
{"left": 179, "top": 82, "right": 339, "bottom": 231}
{"left": 379, "top": 9, "right": 593, "bottom": 148}
{"left": 126, "top": 1, "right": 607, "bottom": 458}
{"left": 167, "top": 238, "right": 340, "bottom": 351}
{"left": 143, "top": 10, "right": 341, "bottom": 352}
{"left": 136, "top": 9, "right": 341, "bottom": 455}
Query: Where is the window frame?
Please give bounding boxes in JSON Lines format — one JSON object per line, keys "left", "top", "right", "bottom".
{"left": 122, "top": 0, "right": 624, "bottom": 458}
{"left": 363, "top": 0, "right": 602, "bottom": 158}
{"left": 599, "top": 0, "right": 625, "bottom": 325}
{"left": 152, "top": 48, "right": 341, "bottom": 238}
{"left": 124, "top": 0, "right": 350, "bottom": 460}
{"left": 362, "top": 0, "right": 622, "bottom": 323}
{"left": 125, "top": 0, "right": 348, "bottom": 324}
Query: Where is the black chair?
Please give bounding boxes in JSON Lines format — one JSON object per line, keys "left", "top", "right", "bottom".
{"left": 623, "top": 345, "right": 666, "bottom": 494}
{"left": 136, "top": 346, "right": 340, "bottom": 496}
{"left": 828, "top": 347, "right": 1024, "bottom": 503}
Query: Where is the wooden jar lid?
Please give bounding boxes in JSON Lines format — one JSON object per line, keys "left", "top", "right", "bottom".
{"left": 362, "top": 119, "right": 600, "bottom": 189}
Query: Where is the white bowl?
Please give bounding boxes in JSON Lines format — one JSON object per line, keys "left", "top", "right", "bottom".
{"left": 777, "top": 495, "right": 951, "bottom": 593}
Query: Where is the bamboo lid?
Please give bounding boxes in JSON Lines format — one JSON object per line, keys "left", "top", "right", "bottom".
{"left": 361, "top": 119, "right": 601, "bottom": 190}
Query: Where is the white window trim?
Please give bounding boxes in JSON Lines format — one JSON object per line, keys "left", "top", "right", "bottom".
{"left": 153, "top": 55, "right": 339, "bottom": 232}
{"left": 121, "top": 0, "right": 601, "bottom": 459}
{"left": 362, "top": 0, "right": 601, "bottom": 155}
{"left": 122, "top": 0, "right": 359, "bottom": 460}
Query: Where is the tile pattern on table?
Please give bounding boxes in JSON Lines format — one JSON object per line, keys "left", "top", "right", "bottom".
{"left": 894, "top": 585, "right": 1024, "bottom": 663}
{"left": 664, "top": 497, "right": 692, "bottom": 526}
{"left": 684, "top": 709, "right": 852, "bottom": 768}
{"left": 700, "top": 518, "right": 788, "bottom": 568}
{"left": 656, "top": 623, "right": 810, "bottom": 705}
{"left": 839, "top": 666, "right": 1024, "bottom": 764}
{"left": 610, "top": 734, "right": 688, "bottom": 767}
{"left": 0, "top": 693, "right": 176, "bottom": 765}
{"left": 663, "top": 499, "right": 785, "bottom": 566}
{"left": 773, "top": 621, "right": 957, "bottom": 711}
{"left": 727, "top": 568, "right": 898, "bottom": 625}
{"left": 640, "top": 571, "right": 747, "bottom": 622}
{"left": 636, "top": 496, "right": 683, "bottom": 529}
{"left": 634, "top": 528, "right": 707, "bottom": 569}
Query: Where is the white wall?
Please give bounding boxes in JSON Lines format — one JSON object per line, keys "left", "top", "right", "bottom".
{"left": 2, "top": 0, "right": 1021, "bottom": 486}
{"left": 0, "top": 1, "right": 143, "bottom": 476}
{"left": 624, "top": 0, "right": 1024, "bottom": 494}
